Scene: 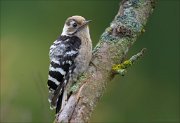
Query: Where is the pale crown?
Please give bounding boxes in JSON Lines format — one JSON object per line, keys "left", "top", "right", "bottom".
{"left": 61, "top": 15, "right": 91, "bottom": 37}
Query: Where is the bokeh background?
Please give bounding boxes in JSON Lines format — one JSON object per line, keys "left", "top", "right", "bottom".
{"left": 0, "top": 0, "right": 179, "bottom": 122}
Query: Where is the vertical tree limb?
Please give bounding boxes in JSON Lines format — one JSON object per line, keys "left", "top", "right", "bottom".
{"left": 55, "top": 0, "right": 155, "bottom": 122}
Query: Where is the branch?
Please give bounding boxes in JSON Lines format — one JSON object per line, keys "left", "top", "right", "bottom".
{"left": 55, "top": 0, "right": 155, "bottom": 122}
{"left": 112, "top": 48, "right": 147, "bottom": 75}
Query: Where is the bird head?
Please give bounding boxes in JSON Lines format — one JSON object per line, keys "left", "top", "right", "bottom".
{"left": 61, "top": 15, "right": 91, "bottom": 36}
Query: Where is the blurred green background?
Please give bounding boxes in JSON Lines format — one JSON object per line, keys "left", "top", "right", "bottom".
{"left": 0, "top": 0, "right": 179, "bottom": 122}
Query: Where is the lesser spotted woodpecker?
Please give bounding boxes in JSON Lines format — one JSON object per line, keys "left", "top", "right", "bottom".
{"left": 47, "top": 16, "right": 92, "bottom": 113}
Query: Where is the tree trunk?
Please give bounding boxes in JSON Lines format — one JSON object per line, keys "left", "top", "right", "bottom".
{"left": 55, "top": 0, "right": 156, "bottom": 122}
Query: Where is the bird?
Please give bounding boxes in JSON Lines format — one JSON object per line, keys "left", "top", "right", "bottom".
{"left": 47, "top": 15, "right": 92, "bottom": 114}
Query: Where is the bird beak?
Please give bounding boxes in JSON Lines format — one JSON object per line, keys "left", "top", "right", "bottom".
{"left": 71, "top": 20, "right": 92, "bottom": 35}
{"left": 78, "top": 20, "right": 92, "bottom": 30}
{"left": 83, "top": 20, "right": 92, "bottom": 26}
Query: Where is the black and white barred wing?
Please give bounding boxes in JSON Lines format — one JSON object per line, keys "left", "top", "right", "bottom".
{"left": 47, "top": 36, "right": 81, "bottom": 110}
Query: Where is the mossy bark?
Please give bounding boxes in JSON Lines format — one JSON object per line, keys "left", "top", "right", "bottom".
{"left": 56, "top": 0, "right": 155, "bottom": 122}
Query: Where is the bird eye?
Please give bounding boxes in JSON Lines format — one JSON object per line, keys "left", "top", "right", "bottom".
{"left": 73, "top": 23, "right": 77, "bottom": 28}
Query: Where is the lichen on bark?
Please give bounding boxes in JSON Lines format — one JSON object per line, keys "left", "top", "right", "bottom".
{"left": 55, "top": 0, "right": 155, "bottom": 122}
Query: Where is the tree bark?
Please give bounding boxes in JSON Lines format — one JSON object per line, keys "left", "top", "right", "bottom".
{"left": 55, "top": 0, "right": 155, "bottom": 122}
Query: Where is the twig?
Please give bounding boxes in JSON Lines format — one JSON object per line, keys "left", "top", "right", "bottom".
{"left": 112, "top": 48, "right": 147, "bottom": 75}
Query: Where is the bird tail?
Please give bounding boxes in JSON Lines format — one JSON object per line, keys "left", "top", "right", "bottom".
{"left": 48, "top": 85, "right": 64, "bottom": 113}
{"left": 56, "top": 92, "right": 63, "bottom": 113}
{"left": 48, "top": 90, "right": 56, "bottom": 110}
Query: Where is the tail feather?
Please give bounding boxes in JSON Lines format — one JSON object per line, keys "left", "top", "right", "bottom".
{"left": 48, "top": 90, "right": 56, "bottom": 110}
{"left": 48, "top": 83, "right": 64, "bottom": 113}
{"left": 48, "top": 90, "right": 63, "bottom": 113}
{"left": 56, "top": 92, "right": 63, "bottom": 113}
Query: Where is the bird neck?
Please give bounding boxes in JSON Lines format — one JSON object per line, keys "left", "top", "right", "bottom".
{"left": 75, "top": 27, "right": 91, "bottom": 40}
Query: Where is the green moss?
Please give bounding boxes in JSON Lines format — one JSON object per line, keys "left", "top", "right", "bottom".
{"left": 100, "top": 2, "right": 144, "bottom": 43}
{"left": 112, "top": 59, "right": 132, "bottom": 71}
{"left": 117, "top": 2, "right": 143, "bottom": 33}
{"left": 106, "top": 27, "right": 113, "bottom": 33}
{"left": 93, "top": 42, "right": 102, "bottom": 53}
{"left": 101, "top": 32, "right": 116, "bottom": 42}
{"left": 141, "top": 28, "right": 146, "bottom": 33}
{"left": 70, "top": 74, "right": 87, "bottom": 93}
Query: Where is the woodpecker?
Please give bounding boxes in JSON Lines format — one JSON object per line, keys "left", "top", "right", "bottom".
{"left": 47, "top": 16, "right": 92, "bottom": 113}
